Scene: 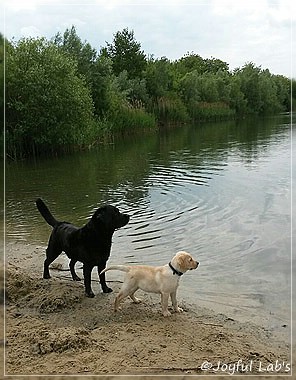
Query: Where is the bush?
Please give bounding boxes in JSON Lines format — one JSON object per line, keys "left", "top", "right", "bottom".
{"left": 6, "top": 38, "right": 95, "bottom": 159}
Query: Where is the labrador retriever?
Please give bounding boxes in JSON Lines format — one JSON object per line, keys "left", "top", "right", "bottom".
{"left": 101, "top": 251, "right": 199, "bottom": 316}
{"left": 36, "top": 198, "right": 130, "bottom": 297}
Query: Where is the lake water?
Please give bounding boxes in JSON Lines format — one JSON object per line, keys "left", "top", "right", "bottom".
{"left": 5, "top": 115, "right": 294, "bottom": 339}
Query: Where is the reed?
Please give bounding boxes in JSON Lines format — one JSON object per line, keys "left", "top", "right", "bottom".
{"left": 188, "top": 101, "right": 235, "bottom": 122}
{"left": 109, "top": 105, "right": 157, "bottom": 133}
{"left": 150, "top": 96, "right": 189, "bottom": 124}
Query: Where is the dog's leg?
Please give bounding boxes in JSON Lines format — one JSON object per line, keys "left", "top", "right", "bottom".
{"left": 43, "top": 255, "right": 51, "bottom": 279}
{"left": 43, "top": 242, "right": 62, "bottom": 279}
{"left": 97, "top": 264, "right": 113, "bottom": 293}
{"left": 114, "top": 292, "right": 126, "bottom": 312}
{"left": 161, "top": 292, "right": 171, "bottom": 317}
{"left": 170, "top": 291, "right": 183, "bottom": 313}
{"left": 69, "top": 259, "right": 81, "bottom": 281}
{"left": 115, "top": 282, "right": 138, "bottom": 311}
{"left": 129, "top": 292, "right": 141, "bottom": 304}
{"left": 83, "top": 264, "right": 95, "bottom": 297}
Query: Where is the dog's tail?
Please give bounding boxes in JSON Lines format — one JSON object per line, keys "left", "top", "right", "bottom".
{"left": 36, "top": 198, "right": 59, "bottom": 227}
{"left": 100, "top": 265, "right": 131, "bottom": 275}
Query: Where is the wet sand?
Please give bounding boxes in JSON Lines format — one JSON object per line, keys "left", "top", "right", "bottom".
{"left": 2, "top": 241, "right": 294, "bottom": 377}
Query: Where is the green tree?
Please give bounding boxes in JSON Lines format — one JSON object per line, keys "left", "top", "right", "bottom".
{"left": 234, "top": 63, "right": 263, "bottom": 114}
{"left": 203, "top": 57, "right": 229, "bottom": 74}
{"left": 292, "top": 79, "right": 296, "bottom": 111}
{"left": 227, "top": 74, "right": 248, "bottom": 115}
{"left": 145, "top": 57, "right": 174, "bottom": 99}
{"left": 103, "top": 28, "right": 147, "bottom": 79}
{"left": 175, "top": 52, "right": 206, "bottom": 76}
{"left": 53, "top": 25, "right": 97, "bottom": 85}
{"left": 6, "top": 37, "right": 95, "bottom": 158}
{"left": 258, "top": 69, "right": 282, "bottom": 114}
{"left": 53, "top": 26, "right": 109, "bottom": 118}
{"left": 0, "top": 34, "right": 4, "bottom": 127}
{"left": 91, "top": 55, "right": 114, "bottom": 117}
{"left": 273, "top": 74, "right": 291, "bottom": 111}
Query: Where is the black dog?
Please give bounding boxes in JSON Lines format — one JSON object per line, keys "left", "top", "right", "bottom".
{"left": 36, "top": 198, "right": 130, "bottom": 297}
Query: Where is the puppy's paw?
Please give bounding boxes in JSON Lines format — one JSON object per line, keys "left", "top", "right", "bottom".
{"left": 175, "top": 307, "right": 184, "bottom": 313}
{"left": 163, "top": 310, "right": 171, "bottom": 317}
{"left": 130, "top": 296, "right": 142, "bottom": 304}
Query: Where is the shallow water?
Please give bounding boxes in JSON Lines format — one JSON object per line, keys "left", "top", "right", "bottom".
{"left": 5, "top": 115, "right": 294, "bottom": 338}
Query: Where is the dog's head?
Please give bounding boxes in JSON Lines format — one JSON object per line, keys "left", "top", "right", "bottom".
{"left": 173, "top": 251, "right": 199, "bottom": 273}
{"left": 91, "top": 205, "right": 130, "bottom": 231}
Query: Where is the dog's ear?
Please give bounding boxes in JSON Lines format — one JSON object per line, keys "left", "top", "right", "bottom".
{"left": 92, "top": 206, "right": 112, "bottom": 227}
{"left": 177, "top": 252, "right": 193, "bottom": 272}
{"left": 93, "top": 207, "right": 106, "bottom": 221}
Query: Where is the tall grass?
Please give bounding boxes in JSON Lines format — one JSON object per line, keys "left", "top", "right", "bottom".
{"left": 149, "top": 96, "right": 189, "bottom": 125}
{"left": 108, "top": 105, "right": 157, "bottom": 134}
{"left": 188, "top": 101, "right": 235, "bottom": 122}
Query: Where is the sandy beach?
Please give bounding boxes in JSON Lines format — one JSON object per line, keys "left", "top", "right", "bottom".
{"left": 2, "top": 241, "right": 293, "bottom": 377}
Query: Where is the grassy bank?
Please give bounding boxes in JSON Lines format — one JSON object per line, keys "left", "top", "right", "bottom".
{"left": 3, "top": 28, "right": 293, "bottom": 160}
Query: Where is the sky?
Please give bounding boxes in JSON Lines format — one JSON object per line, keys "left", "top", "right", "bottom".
{"left": 2, "top": 0, "right": 295, "bottom": 78}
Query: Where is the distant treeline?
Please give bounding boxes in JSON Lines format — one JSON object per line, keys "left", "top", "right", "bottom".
{"left": 2, "top": 27, "right": 294, "bottom": 159}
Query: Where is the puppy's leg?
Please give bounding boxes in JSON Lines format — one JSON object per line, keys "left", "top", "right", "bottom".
{"left": 129, "top": 291, "right": 141, "bottom": 304}
{"left": 97, "top": 263, "right": 113, "bottom": 293}
{"left": 115, "top": 281, "right": 138, "bottom": 312}
{"left": 69, "top": 259, "right": 81, "bottom": 281}
{"left": 161, "top": 292, "right": 171, "bottom": 317}
{"left": 83, "top": 264, "right": 95, "bottom": 297}
{"left": 170, "top": 290, "right": 183, "bottom": 313}
{"left": 43, "top": 239, "right": 62, "bottom": 279}
{"left": 114, "top": 292, "right": 126, "bottom": 312}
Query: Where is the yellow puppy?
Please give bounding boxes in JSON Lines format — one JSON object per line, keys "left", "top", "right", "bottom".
{"left": 100, "top": 251, "right": 199, "bottom": 316}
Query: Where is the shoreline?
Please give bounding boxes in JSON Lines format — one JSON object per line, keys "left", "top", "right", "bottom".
{"left": 2, "top": 241, "right": 294, "bottom": 376}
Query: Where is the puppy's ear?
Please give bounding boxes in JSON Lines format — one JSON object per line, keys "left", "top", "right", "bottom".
{"left": 177, "top": 254, "right": 187, "bottom": 272}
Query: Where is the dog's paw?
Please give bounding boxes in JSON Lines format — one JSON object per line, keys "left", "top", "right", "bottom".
{"left": 85, "top": 291, "right": 95, "bottom": 298}
{"left": 163, "top": 310, "right": 171, "bottom": 317}
{"left": 175, "top": 307, "right": 184, "bottom": 313}
{"left": 130, "top": 296, "right": 141, "bottom": 303}
{"left": 102, "top": 286, "right": 113, "bottom": 293}
{"left": 72, "top": 275, "right": 81, "bottom": 281}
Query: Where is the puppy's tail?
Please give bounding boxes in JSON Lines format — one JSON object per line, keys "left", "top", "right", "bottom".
{"left": 100, "top": 265, "right": 131, "bottom": 275}
{"left": 36, "top": 198, "right": 59, "bottom": 227}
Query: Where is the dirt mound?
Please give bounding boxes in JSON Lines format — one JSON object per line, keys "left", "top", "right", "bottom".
{"left": 6, "top": 264, "right": 84, "bottom": 313}
{"left": 30, "top": 326, "right": 92, "bottom": 354}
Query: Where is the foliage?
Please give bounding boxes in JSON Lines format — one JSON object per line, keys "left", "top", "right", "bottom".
{"left": 233, "top": 63, "right": 290, "bottom": 115}
{"left": 0, "top": 34, "right": 4, "bottom": 125}
{"left": 145, "top": 57, "right": 175, "bottom": 99}
{"left": 150, "top": 94, "right": 189, "bottom": 124}
{"left": 5, "top": 26, "right": 292, "bottom": 159}
{"left": 188, "top": 101, "right": 235, "bottom": 121}
{"left": 102, "top": 28, "right": 147, "bottom": 79}
{"left": 108, "top": 104, "right": 156, "bottom": 133}
{"left": 292, "top": 79, "right": 296, "bottom": 111}
{"left": 6, "top": 37, "right": 96, "bottom": 159}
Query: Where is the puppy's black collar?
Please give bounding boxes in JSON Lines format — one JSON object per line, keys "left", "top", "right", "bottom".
{"left": 169, "top": 262, "right": 183, "bottom": 276}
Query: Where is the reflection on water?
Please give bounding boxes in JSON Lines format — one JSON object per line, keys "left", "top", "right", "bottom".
{"left": 5, "top": 115, "right": 293, "bottom": 338}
